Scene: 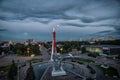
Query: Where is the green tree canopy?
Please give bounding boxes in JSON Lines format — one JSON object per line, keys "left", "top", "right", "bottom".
{"left": 24, "top": 62, "right": 35, "bottom": 80}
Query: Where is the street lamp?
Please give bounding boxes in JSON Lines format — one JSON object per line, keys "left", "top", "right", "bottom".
{"left": 27, "top": 48, "right": 30, "bottom": 56}
{"left": 60, "top": 48, "right": 63, "bottom": 54}
{"left": 38, "top": 44, "right": 41, "bottom": 51}
{"left": 17, "top": 60, "right": 20, "bottom": 80}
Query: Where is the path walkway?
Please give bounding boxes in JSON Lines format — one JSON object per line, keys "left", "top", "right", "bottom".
{"left": 41, "top": 45, "right": 50, "bottom": 61}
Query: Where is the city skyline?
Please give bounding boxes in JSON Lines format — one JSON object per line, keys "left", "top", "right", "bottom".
{"left": 0, "top": 0, "right": 120, "bottom": 41}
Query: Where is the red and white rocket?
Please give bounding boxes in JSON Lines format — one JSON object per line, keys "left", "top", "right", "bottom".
{"left": 51, "top": 27, "right": 57, "bottom": 61}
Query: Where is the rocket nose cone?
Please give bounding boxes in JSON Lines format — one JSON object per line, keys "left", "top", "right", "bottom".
{"left": 53, "top": 27, "right": 55, "bottom": 32}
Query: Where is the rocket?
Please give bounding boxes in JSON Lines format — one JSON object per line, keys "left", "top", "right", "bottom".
{"left": 51, "top": 26, "right": 66, "bottom": 76}
{"left": 51, "top": 27, "right": 57, "bottom": 61}
{"left": 53, "top": 27, "right": 57, "bottom": 54}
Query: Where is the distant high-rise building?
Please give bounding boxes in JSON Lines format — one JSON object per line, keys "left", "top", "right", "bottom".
{"left": 97, "top": 37, "right": 105, "bottom": 42}
{"left": 79, "top": 38, "right": 84, "bottom": 41}
{"left": 24, "top": 41, "right": 29, "bottom": 46}
{"left": 90, "top": 37, "right": 96, "bottom": 42}
{"left": 8, "top": 40, "right": 13, "bottom": 45}
{"left": 27, "top": 39, "right": 36, "bottom": 45}
{"left": 108, "top": 36, "right": 116, "bottom": 41}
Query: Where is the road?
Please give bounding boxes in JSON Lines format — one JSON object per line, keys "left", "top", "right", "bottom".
{"left": 89, "top": 63, "right": 105, "bottom": 80}
{"left": 40, "top": 45, "right": 50, "bottom": 61}
{"left": 0, "top": 54, "right": 31, "bottom": 67}
{"left": 19, "top": 45, "right": 50, "bottom": 80}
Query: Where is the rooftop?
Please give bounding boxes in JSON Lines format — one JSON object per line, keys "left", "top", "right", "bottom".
{"left": 82, "top": 45, "right": 120, "bottom": 48}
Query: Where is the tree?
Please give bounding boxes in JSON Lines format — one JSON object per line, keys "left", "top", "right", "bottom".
{"left": 31, "top": 44, "right": 41, "bottom": 55}
{"left": 24, "top": 62, "right": 35, "bottom": 80}
{"left": 8, "top": 60, "right": 17, "bottom": 80}
{"left": 81, "top": 47, "right": 86, "bottom": 53}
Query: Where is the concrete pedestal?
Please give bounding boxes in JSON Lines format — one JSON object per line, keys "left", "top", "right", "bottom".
{"left": 52, "top": 66, "right": 66, "bottom": 76}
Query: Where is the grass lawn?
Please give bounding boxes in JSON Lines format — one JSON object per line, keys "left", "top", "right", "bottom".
{"left": 63, "top": 57, "right": 95, "bottom": 63}
{"left": 75, "top": 58, "right": 95, "bottom": 63}
{"left": 98, "top": 66, "right": 119, "bottom": 77}
{"left": 0, "top": 63, "right": 18, "bottom": 72}
{"left": 0, "top": 65, "right": 11, "bottom": 72}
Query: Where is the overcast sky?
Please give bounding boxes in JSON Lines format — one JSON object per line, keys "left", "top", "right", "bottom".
{"left": 0, "top": 0, "right": 120, "bottom": 41}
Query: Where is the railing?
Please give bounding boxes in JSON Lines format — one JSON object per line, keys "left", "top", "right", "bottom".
{"left": 67, "top": 69, "right": 86, "bottom": 80}
{"left": 40, "top": 66, "right": 51, "bottom": 80}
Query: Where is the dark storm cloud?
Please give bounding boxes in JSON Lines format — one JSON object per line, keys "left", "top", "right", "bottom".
{"left": 91, "top": 30, "right": 120, "bottom": 39}
{"left": 0, "top": 25, "right": 7, "bottom": 31}
{"left": 62, "top": 23, "right": 86, "bottom": 27}
{"left": 80, "top": 17, "right": 95, "bottom": 23}
{"left": 0, "top": 0, "right": 75, "bottom": 20}
{"left": 96, "top": 30, "right": 113, "bottom": 34}
{"left": 62, "top": 23, "right": 120, "bottom": 28}
{"left": 0, "top": 28, "right": 7, "bottom": 31}
{"left": 114, "top": 27, "right": 120, "bottom": 34}
{"left": 0, "top": 0, "right": 119, "bottom": 21}
{"left": 0, "top": 0, "right": 120, "bottom": 40}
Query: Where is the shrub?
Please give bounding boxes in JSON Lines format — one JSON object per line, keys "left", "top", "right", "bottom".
{"left": 8, "top": 60, "right": 17, "bottom": 80}
{"left": 87, "top": 65, "right": 96, "bottom": 74}
{"left": 24, "top": 62, "right": 35, "bottom": 80}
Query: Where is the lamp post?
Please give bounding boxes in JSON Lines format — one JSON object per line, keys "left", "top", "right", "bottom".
{"left": 17, "top": 60, "right": 20, "bottom": 80}
{"left": 60, "top": 48, "right": 63, "bottom": 54}
{"left": 27, "top": 48, "right": 30, "bottom": 56}
{"left": 38, "top": 44, "right": 41, "bottom": 51}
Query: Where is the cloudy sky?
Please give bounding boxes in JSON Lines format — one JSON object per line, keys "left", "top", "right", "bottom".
{"left": 0, "top": 0, "right": 120, "bottom": 41}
